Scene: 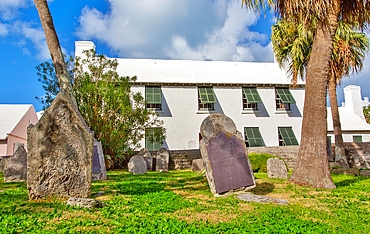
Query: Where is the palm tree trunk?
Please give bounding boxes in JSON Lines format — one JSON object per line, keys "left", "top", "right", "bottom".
{"left": 290, "top": 2, "right": 341, "bottom": 189}
{"left": 328, "top": 77, "right": 349, "bottom": 168}
{"left": 34, "top": 0, "right": 74, "bottom": 98}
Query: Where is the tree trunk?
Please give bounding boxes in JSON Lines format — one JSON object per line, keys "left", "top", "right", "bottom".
{"left": 328, "top": 77, "right": 349, "bottom": 168}
{"left": 33, "top": 0, "right": 74, "bottom": 98}
{"left": 289, "top": 2, "right": 340, "bottom": 189}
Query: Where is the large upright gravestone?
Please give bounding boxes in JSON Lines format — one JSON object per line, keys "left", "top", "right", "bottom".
{"left": 3, "top": 145, "right": 27, "bottom": 182}
{"left": 92, "top": 139, "right": 107, "bottom": 181}
{"left": 199, "top": 113, "right": 255, "bottom": 196}
{"left": 27, "top": 91, "right": 94, "bottom": 200}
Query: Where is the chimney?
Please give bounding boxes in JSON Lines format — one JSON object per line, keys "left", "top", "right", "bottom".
{"left": 75, "top": 41, "right": 96, "bottom": 58}
{"left": 343, "top": 85, "right": 365, "bottom": 119}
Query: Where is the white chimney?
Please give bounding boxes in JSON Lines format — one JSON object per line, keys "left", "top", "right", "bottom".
{"left": 75, "top": 41, "right": 96, "bottom": 58}
{"left": 343, "top": 85, "right": 365, "bottom": 119}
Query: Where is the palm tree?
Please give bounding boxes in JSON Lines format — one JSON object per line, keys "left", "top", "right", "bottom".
{"left": 272, "top": 20, "right": 369, "bottom": 169}
{"left": 242, "top": 0, "right": 370, "bottom": 188}
{"left": 34, "top": 0, "right": 74, "bottom": 101}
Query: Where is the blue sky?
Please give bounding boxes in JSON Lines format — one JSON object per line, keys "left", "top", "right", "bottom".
{"left": 1, "top": 0, "right": 369, "bottom": 112}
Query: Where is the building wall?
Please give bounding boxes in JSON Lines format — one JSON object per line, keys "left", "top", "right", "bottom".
{"left": 132, "top": 85, "right": 305, "bottom": 150}
{"left": 4, "top": 106, "right": 38, "bottom": 156}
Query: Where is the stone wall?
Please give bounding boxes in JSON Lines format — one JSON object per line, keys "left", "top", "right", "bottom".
{"left": 247, "top": 146, "right": 299, "bottom": 170}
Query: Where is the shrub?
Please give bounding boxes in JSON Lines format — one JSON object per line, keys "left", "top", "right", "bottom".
{"left": 248, "top": 152, "right": 276, "bottom": 173}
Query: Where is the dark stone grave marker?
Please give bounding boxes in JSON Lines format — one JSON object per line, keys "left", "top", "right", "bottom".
{"left": 199, "top": 113, "right": 255, "bottom": 196}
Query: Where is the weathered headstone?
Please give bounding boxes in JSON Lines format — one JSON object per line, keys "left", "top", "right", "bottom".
{"left": 27, "top": 91, "right": 94, "bottom": 200}
{"left": 141, "top": 148, "right": 153, "bottom": 171}
{"left": 199, "top": 113, "right": 255, "bottom": 196}
{"left": 128, "top": 155, "right": 148, "bottom": 175}
{"left": 267, "top": 158, "right": 288, "bottom": 179}
{"left": 92, "top": 139, "right": 107, "bottom": 181}
{"left": 156, "top": 148, "right": 169, "bottom": 172}
{"left": 3, "top": 145, "right": 27, "bottom": 182}
{"left": 191, "top": 159, "right": 204, "bottom": 172}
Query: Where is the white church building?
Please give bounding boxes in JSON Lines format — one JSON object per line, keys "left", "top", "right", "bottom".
{"left": 75, "top": 41, "right": 370, "bottom": 151}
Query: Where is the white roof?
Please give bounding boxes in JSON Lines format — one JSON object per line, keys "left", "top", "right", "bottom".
{"left": 115, "top": 58, "right": 303, "bottom": 85}
{"left": 327, "top": 107, "right": 370, "bottom": 132}
{"left": 0, "top": 104, "right": 33, "bottom": 140}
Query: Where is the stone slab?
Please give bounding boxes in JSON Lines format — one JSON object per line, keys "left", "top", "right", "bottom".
{"left": 191, "top": 159, "right": 204, "bottom": 172}
{"left": 27, "top": 91, "right": 94, "bottom": 200}
{"left": 3, "top": 145, "right": 27, "bottom": 182}
{"left": 128, "top": 155, "right": 147, "bottom": 175}
{"left": 267, "top": 158, "right": 288, "bottom": 179}
{"left": 237, "top": 193, "right": 289, "bottom": 205}
{"left": 156, "top": 148, "right": 169, "bottom": 172}
{"left": 200, "top": 113, "right": 255, "bottom": 196}
{"left": 92, "top": 139, "right": 107, "bottom": 181}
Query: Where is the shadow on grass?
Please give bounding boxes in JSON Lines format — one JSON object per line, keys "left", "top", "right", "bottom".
{"left": 334, "top": 176, "right": 369, "bottom": 188}
{"left": 249, "top": 182, "right": 275, "bottom": 195}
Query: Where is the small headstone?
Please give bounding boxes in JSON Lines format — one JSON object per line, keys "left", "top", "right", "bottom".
{"left": 267, "top": 158, "right": 288, "bottom": 179}
{"left": 92, "top": 139, "right": 107, "bottom": 181}
{"left": 141, "top": 148, "right": 153, "bottom": 171}
{"left": 66, "top": 197, "right": 105, "bottom": 209}
{"left": 128, "top": 155, "right": 147, "bottom": 175}
{"left": 199, "top": 113, "right": 255, "bottom": 196}
{"left": 191, "top": 159, "right": 204, "bottom": 172}
{"left": 3, "top": 145, "right": 27, "bottom": 182}
{"left": 156, "top": 148, "right": 169, "bottom": 172}
{"left": 104, "top": 155, "right": 114, "bottom": 169}
{"left": 237, "top": 193, "right": 289, "bottom": 205}
{"left": 27, "top": 91, "right": 94, "bottom": 200}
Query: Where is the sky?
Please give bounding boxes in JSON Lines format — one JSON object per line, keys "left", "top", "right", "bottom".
{"left": 0, "top": 0, "right": 369, "bottom": 112}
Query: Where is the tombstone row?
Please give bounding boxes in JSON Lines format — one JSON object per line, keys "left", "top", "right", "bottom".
{"left": 128, "top": 148, "right": 170, "bottom": 175}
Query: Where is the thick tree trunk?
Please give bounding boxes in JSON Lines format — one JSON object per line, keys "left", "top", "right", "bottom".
{"left": 328, "top": 77, "right": 349, "bottom": 168}
{"left": 34, "top": 0, "right": 74, "bottom": 98}
{"left": 290, "top": 2, "right": 340, "bottom": 189}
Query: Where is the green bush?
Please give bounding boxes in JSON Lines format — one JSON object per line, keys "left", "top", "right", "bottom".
{"left": 248, "top": 152, "right": 276, "bottom": 173}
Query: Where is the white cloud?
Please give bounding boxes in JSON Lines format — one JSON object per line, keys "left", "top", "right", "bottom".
{"left": 0, "top": 0, "right": 30, "bottom": 20}
{"left": 0, "top": 23, "right": 8, "bottom": 36}
{"left": 76, "top": 0, "right": 273, "bottom": 62}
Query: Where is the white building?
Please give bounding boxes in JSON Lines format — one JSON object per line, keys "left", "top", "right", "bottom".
{"left": 327, "top": 85, "right": 370, "bottom": 143}
{"left": 75, "top": 41, "right": 370, "bottom": 151}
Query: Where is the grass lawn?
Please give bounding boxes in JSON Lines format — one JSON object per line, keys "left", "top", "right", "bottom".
{"left": 1, "top": 170, "right": 369, "bottom": 233}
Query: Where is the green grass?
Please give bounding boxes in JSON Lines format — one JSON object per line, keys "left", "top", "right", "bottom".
{"left": 1, "top": 171, "right": 370, "bottom": 233}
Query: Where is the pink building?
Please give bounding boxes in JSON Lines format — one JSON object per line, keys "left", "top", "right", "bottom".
{"left": 0, "top": 105, "right": 38, "bottom": 156}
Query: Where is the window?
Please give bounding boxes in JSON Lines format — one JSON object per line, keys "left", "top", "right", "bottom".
{"left": 145, "top": 128, "right": 163, "bottom": 151}
{"left": 198, "top": 87, "right": 216, "bottom": 111}
{"left": 244, "top": 127, "right": 265, "bottom": 147}
{"left": 353, "top": 135, "right": 362, "bottom": 143}
{"left": 278, "top": 127, "right": 299, "bottom": 146}
{"left": 275, "top": 88, "right": 296, "bottom": 110}
{"left": 242, "top": 87, "right": 262, "bottom": 110}
{"left": 145, "top": 86, "right": 162, "bottom": 110}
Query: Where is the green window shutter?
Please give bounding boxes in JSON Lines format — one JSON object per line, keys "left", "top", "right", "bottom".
{"left": 353, "top": 136, "right": 362, "bottom": 143}
{"left": 276, "top": 88, "right": 296, "bottom": 103}
{"left": 245, "top": 127, "right": 265, "bottom": 147}
{"left": 243, "top": 88, "right": 262, "bottom": 103}
{"left": 278, "top": 127, "right": 299, "bottom": 145}
{"left": 145, "top": 128, "right": 162, "bottom": 151}
{"left": 146, "top": 86, "right": 162, "bottom": 104}
{"left": 198, "top": 87, "right": 216, "bottom": 103}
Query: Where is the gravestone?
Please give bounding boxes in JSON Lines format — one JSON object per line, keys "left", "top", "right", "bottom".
{"left": 27, "top": 91, "right": 94, "bottom": 200}
{"left": 141, "top": 148, "right": 153, "bottom": 171}
{"left": 92, "top": 139, "right": 107, "bottom": 181}
{"left": 156, "top": 148, "right": 169, "bottom": 172}
{"left": 191, "top": 159, "right": 204, "bottom": 172}
{"left": 199, "top": 113, "right": 255, "bottom": 196}
{"left": 267, "top": 158, "right": 288, "bottom": 179}
{"left": 3, "top": 145, "right": 27, "bottom": 182}
{"left": 128, "top": 155, "right": 147, "bottom": 175}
